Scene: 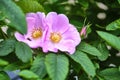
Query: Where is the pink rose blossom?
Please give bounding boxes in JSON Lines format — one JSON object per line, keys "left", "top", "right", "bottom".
{"left": 43, "top": 12, "right": 81, "bottom": 54}
{"left": 15, "top": 12, "right": 81, "bottom": 54}
{"left": 14, "top": 12, "right": 47, "bottom": 48}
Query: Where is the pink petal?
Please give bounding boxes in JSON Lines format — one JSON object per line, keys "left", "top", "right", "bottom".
{"left": 46, "top": 12, "right": 69, "bottom": 33}
{"left": 15, "top": 32, "right": 41, "bottom": 48}
{"left": 26, "top": 17, "right": 35, "bottom": 33}
{"left": 80, "top": 27, "right": 86, "bottom": 36}
{"left": 46, "top": 12, "right": 57, "bottom": 28}
{"left": 36, "top": 12, "right": 46, "bottom": 30}
{"left": 26, "top": 12, "right": 46, "bottom": 32}
{"left": 14, "top": 32, "right": 25, "bottom": 42}
{"left": 24, "top": 30, "right": 47, "bottom": 48}
{"left": 26, "top": 13, "right": 36, "bottom": 17}
{"left": 24, "top": 40, "right": 41, "bottom": 48}
{"left": 62, "top": 24, "right": 81, "bottom": 46}
{"left": 25, "top": 12, "right": 46, "bottom": 40}
{"left": 15, "top": 12, "right": 47, "bottom": 49}
{"left": 42, "top": 41, "right": 58, "bottom": 53}
{"left": 44, "top": 12, "right": 81, "bottom": 54}
{"left": 56, "top": 40, "right": 76, "bottom": 54}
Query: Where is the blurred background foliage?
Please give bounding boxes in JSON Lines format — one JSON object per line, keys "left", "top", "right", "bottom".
{"left": 0, "top": 0, "right": 120, "bottom": 80}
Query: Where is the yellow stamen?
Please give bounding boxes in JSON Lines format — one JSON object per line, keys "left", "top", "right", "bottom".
{"left": 32, "top": 28, "right": 42, "bottom": 39}
{"left": 50, "top": 32, "right": 61, "bottom": 43}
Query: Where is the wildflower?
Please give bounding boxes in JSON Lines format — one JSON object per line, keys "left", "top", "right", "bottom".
{"left": 43, "top": 12, "right": 81, "bottom": 54}
{"left": 80, "top": 26, "right": 86, "bottom": 37}
{"left": 14, "top": 12, "right": 47, "bottom": 48}
{"left": 80, "top": 23, "right": 91, "bottom": 39}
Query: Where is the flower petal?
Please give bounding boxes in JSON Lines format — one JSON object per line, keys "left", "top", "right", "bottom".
{"left": 15, "top": 12, "right": 47, "bottom": 49}
{"left": 36, "top": 12, "right": 46, "bottom": 30}
{"left": 25, "top": 12, "right": 46, "bottom": 40}
{"left": 15, "top": 32, "right": 41, "bottom": 48}
{"left": 26, "top": 12, "right": 46, "bottom": 32}
{"left": 62, "top": 24, "right": 81, "bottom": 46}
{"left": 14, "top": 32, "right": 25, "bottom": 42}
{"left": 43, "top": 40, "right": 58, "bottom": 53}
{"left": 46, "top": 12, "right": 69, "bottom": 33}
{"left": 56, "top": 40, "right": 76, "bottom": 54}
{"left": 26, "top": 13, "right": 36, "bottom": 17}
{"left": 24, "top": 40, "right": 41, "bottom": 48}
{"left": 26, "top": 17, "right": 35, "bottom": 32}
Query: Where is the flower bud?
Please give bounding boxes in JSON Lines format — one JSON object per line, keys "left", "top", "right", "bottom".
{"left": 80, "top": 27, "right": 86, "bottom": 37}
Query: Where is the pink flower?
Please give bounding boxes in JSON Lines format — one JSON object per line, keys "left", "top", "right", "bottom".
{"left": 80, "top": 27, "right": 86, "bottom": 37}
{"left": 14, "top": 12, "right": 47, "bottom": 48}
{"left": 15, "top": 12, "right": 81, "bottom": 54}
{"left": 43, "top": 12, "right": 81, "bottom": 54}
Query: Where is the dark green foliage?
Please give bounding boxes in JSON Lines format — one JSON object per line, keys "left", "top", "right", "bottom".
{"left": 0, "top": 39, "right": 16, "bottom": 56}
{"left": 15, "top": 42, "right": 32, "bottom": 63}
{"left": 45, "top": 53, "right": 69, "bottom": 80}
{"left": 0, "top": 71, "right": 10, "bottom": 80}
{"left": 0, "top": 0, "right": 120, "bottom": 80}
{"left": 30, "top": 54, "right": 47, "bottom": 78}
{"left": 0, "top": 0, "right": 27, "bottom": 34}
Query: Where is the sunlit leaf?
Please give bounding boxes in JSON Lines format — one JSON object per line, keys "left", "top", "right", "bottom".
{"left": 47, "top": 0, "right": 58, "bottom": 4}
{"left": 0, "top": 59, "right": 8, "bottom": 66}
{"left": 78, "top": 42, "right": 101, "bottom": 56}
{"left": 117, "top": 0, "right": 120, "bottom": 4}
{"left": 106, "top": 18, "right": 120, "bottom": 31}
{"left": 0, "top": 71, "right": 10, "bottom": 80}
{"left": 16, "top": 0, "right": 45, "bottom": 13}
{"left": 19, "top": 70, "right": 39, "bottom": 80}
{"left": 97, "top": 31, "right": 120, "bottom": 50}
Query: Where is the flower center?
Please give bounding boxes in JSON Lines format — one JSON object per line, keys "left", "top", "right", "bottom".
{"left": 31, "top": 28, "right": 42, "bottom": 39}
{"left": 50, "top": 32, "right": 62, "bottom": 43}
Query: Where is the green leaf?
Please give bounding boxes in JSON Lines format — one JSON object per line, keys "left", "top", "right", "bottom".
{"left": 0, "top": 0, "right": 27, "bottom": 34}
{"left": 0, "top": 39, "right": 16, "bottom": 56}
{"left": 45, "top": 53, "right": 69, "bottom": 80}
{"left": 47, "top": 0, "right": 58, "bottom": 4}
{"left": 97, "top": 43, "right": 109, "bottom": 61}
{"left": 0, "top": 71, "right": 10, "bottom": 80}
{"left": 4, "top": 61, "right": 30, "bottom": 71}
{"left": 19, "top": 70, "right": 39, "bottom": 80}
{"left": 0, "top": 12, "right": 5, "bottom": 21}
{"left": 30, "top": 54, "right": 47, "bottom": 78}
{"left": 79, "top": 73, "right": 89, "bottom": 80}
{"left": 99, "top": 68, "right": 120, "bottom": 80}
{"left": 118, "top": 0, "right": 120, "bottom": 4}
{"left": 0, "top": 59, "right": 8, "bottom": 66}
{"left": 70, "top": 20, "right": 83, "bottom": 29}
{"left": 15, "top": 42, "right": 32, "bottom": 63}
{"left": 69, "top": 51, "right": 96, "bottom": 77}
{"left": 106, "top": 18, "right": 120, "bottom": 31}
{"left": 71, "top": 61, "right": 81, "bottom": 74}
{"left": 16, "top": 0, "right": 45, "bottom": 13}
{"left": 97, "top": 31, "right": 120, "bottom": 50}
{"left": 78, "top": 0, "right": 89, "bottom": 8}
{"left": 93, "top": 75, "right": 105, "bottom": 80}
{"left": 78, "top": 42, "right": 101, "bottom": 56}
